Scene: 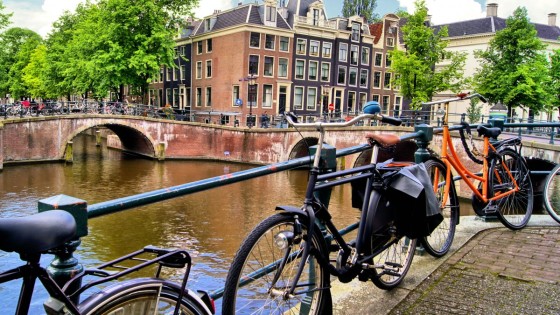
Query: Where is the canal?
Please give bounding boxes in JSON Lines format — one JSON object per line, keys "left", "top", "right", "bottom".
{"left": 0, "top": 133, "right": 475, "bottom": 313}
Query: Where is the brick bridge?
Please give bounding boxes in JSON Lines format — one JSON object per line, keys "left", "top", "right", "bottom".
{"left": 1, "top": 116, "right": 559, "bottom": 178}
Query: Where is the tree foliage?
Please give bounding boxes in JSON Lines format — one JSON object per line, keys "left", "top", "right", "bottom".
{"left": 548, "top": 49, "right": 560, "bottom": 115}
{"left": 473, "top": 7, "right": 550, "bottom": 113}
{"left": 389, "top": 0, "right": 467, "bottom": 110}
{"left": 342, "top": 0, "right": 378, "bottom": 23}
{"left": 0, "top": 0, "right": 12, "bottom": 31}
{"left": 466, "top": 98, "right": 482, "bottom": 123}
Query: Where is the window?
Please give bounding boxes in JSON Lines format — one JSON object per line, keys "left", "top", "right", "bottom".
{"left": 322, "top": 42, "right": 332, "bottom": 58}
{"left": 310, "top": 40, "right": 320, "bottom": 56}
{"left": 206, "top": 60, "right": 212, "bottom": 78}
{"left": 308, "top": 61, "right": 318, "bottom": 81}
{"left": 349, "top": 68, "right": 357, "bottom": 86}
{"left": 262, "top": 84, "right": 273, "bottom": 108}
{"left": 159, "top": 69, "right": 164, "bottom": 82}
{"left": 373, "top": 71, "right": 381, "bottom": 88}
{"left": 384, "top": 72, "right": 392, "bottom": 89}
{"left": 359, "top": 93, "right": 367, "bottom": 112}
{"left": 264, "top": 56, "right": 274, "bottom": 76}
{"left": 307, "top": 87, "right": 317, "bottom": 110}
{"left": 197, "top": 41, "right": 203, "bottom": 54}
{"left": 338, "top": 43, "right": 348, "bottom": 62}
{"left": 296, "top": 38, "right": 306, "bottom": 54}
{"left": 294, "top": 87, "right": 304, "bottom": 110}
{"left": 374, "top": 53, "right": 383, "bottom": 67}
{"left": 351, "top": 22, "right": 360, "bottom": 41}
{"left": 385, "top": 54, "right": 392, "bottom": 67}
{"left": 174, "top": 67, "right": 179, "bottom": 81}
{"left": 266, "top": 5, "right": 276, "bottom": 22}
{"left": 312, "top": 9, "right": 320, "bottom": 26}
{"left": 321, "top": 62, "right": 330, "bottom": 81}
{"left": 166, "top": 67, "right": 172, "bottom": 81}
{"left": 295, "top": 60, "right": 305, "bottom": 80}
{"left": 279, "top": 36, "right": 289, "bottom": 51}
{"left": 166, "top": 88, "right": 172, "bottom": 105}
{"left": 206, "top": 87, "right": 212, "bottom": 106}
{"left": 350, "top": 45, "right": 359, "bottom": 65}
{"left": 232, "top": 85, "right": 240, "bottom": 107}
{"left": 278, "top": 58, "right": 288, "bottom": 78}
{"left": 173, "top": 88, "right": 179, "bottom": 107}
{"left": 250, "top": 32, "right": 260, "bottom": 48}
{"left": 394, "top": 96, "right": 402, "bottom": 117}
{"left": 180, "top": 65, "right": 186, "bottom": 80}
{"left": 207, "top": 39, "right": 212, "bottom": 52}
{"left": 348, "top": 91, "right": 356, "bottom": 112}
{"left": 382, "top": 95, "right": 390, "bottom": 113}
{"left": 265, "top": 34, "right": 275, "bottom": 49}
{"left": 386, "top": 37, "right": 394, "bottom": 47}
{"left": 371, "top": 94, "right": 379, "bottom": 103}
{"left": 359, "top": 69, "right": 368, "bottom": 88}
{"left": 249, "top": 55, "right": 259, "bottom": 74}
{"left": 196, "top": 62, "right": 202, "bottom": 79}
{"left": 196, "top": 87, "right": 202, "bottom": 107}
{"left": 337, "top": 66, "right": 346, "bottom": 85}
{"left": 361, "top": 47, "right": 370, "bottom": 65}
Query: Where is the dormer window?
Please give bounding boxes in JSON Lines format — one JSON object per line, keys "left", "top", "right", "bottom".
{"left": 313, "top": 9, "right": 320, "bottom": 26}
{"left": 351, "top": 23, "right": 361, "bottom": 42}
{"left": 266, "top": 5, "right": 276, "bottom": 22}
{"left": 205, "top": 19, "right": 211, "bottom": 31}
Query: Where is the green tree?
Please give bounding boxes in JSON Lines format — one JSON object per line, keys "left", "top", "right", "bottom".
{"left": 473, "top": 7, "right": 550, "bottom": 114}
{"left": 548, "top": 49, "right": 560, "bottom": 118}
{"left": 0, "top": 28, "right": 42, "bottom": 99}
{"left": 0, "top": 0, "right": 12, "bottom": 31}
{"left": 466, "top": 98, "right": 482, "bottom": 123}
{"left": 342, "top": 0, "right": 378, "bottom": 23}
{"left": 22, "top": 44, "right": 49, "bottom": 99}
{"left": 389, "top": 0, "right": 467, "bottom": 110}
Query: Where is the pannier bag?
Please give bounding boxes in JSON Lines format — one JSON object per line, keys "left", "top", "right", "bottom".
{"left": 385, "top": 163, "right": 443, "bottom": 239}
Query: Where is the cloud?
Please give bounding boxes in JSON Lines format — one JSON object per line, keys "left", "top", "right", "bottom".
{"left": 193, "top": 0, "right": 232, "bottom": 19}
{"left": 397, "top": 0, "right": 559, "bottom": 25}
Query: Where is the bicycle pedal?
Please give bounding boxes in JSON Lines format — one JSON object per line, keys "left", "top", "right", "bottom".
{"left": 483, "top": 204, "right": 498, "bottom": 214}
{"left": 382, "top": 270, "right": 402, "bottom": 277}
{"left": 384, "top": 261, "right": 403, "bottom": 268}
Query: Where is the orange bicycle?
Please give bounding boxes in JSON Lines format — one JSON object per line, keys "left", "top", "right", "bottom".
{"left": 420, "top": 93, "right": 533, "bottom": 255}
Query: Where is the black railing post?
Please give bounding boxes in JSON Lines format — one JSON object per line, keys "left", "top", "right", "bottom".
{"left": 414, "top": 124, "right": 433, "bottom": 163}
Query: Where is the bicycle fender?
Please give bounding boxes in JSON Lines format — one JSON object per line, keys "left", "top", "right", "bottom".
{"left": 275, "top": 205, "right": 308, "bottom": 218}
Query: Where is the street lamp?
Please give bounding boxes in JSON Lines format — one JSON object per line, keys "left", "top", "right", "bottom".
{"left": 322, "top": 84, "right": 330, "bottom": 121}
{"left": 239, "top": 72, "right": 257, "bottom": 128}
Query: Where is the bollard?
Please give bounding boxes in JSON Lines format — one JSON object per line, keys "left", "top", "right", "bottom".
{"left": 38, "top": 195, "right": 88, "bottom": 304}
{"left": 414, "top": 124, "right": 433, "bottom": 164}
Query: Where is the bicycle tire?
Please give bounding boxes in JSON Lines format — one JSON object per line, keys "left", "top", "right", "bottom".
{"left": 489, "top": 148, "right": 533, "bottom": 230}
{"left": 79, "top": 278, "right": 211, "bottom": 315}
{"left": 370, "top": 235, "right": 417, "bottom": 290}
{"left": 222, "top": 212, "right": 330, "bottom": 315}
{"left": 421, "top": 158, "right": 459, "bottom": 257}
{"left": 544, "top": 164, "right": 560, "bottom": 224}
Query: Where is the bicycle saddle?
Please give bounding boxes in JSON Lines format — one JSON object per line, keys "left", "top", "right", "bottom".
{"left": 477, "top": 125, "right": 502, "bottom": 138}
{"left": 0, "top": 210, "right": 76, "bottom": 255}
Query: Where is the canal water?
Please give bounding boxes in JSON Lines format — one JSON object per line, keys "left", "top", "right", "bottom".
{"left": 0, "top": 133, "right": 475, "bottom": 312}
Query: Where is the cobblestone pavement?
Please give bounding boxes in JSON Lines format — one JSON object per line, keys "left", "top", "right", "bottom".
{"left": 390, "top": 227, "right": 560, "bottom": 315}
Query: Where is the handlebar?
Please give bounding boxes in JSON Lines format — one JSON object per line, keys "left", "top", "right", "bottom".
{"left": 284, "top": 112, "right": 402, "bottom": 128}
{"left": 421, "top": 92, "right": 487, "bottom": 106}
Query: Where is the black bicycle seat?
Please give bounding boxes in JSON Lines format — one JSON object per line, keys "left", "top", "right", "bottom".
{"left": 477, "top": 125, "right": 502, "bottom": 138}
{"left": 0, "top": 210, "right": 76, "bottom": 255}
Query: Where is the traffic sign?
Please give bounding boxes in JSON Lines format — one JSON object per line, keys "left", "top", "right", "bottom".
{"left": 328, "top": 103, "right": 334, "bottom": 111}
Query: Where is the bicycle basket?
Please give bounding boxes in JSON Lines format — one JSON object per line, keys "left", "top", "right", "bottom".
{"left": 384, "top": 163, "right": 443, "bottom": 239}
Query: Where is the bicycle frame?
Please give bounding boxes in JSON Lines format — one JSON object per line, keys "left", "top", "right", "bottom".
{"left": 433, "top": 98, "right": 520, "bottom": 207}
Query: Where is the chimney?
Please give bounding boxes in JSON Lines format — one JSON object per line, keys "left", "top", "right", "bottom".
{"left": 486, "top": 3, "right": 498, "bottom": 17}
{"left": 549, "top": 13, "right": 557, "bottom": 26}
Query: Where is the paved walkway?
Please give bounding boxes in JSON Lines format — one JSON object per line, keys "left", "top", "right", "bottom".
{"left": 332, "top": 215, "right": 560, "bottom": 314}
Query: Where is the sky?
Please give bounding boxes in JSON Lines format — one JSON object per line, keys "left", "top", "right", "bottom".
{"left": 2, "top": 0, "right": 559, "bottom": 38}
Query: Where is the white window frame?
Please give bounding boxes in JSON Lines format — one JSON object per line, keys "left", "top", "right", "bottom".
{"left": 307, "top": 87, "right": 317, "bottom": 110}
{"left": 308, "top": 61, "right": 318, "bottom": 81}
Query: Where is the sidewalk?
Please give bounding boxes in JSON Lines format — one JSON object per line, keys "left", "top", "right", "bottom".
{"left": 331, "top": 215, "right": 560, "bottom": 314}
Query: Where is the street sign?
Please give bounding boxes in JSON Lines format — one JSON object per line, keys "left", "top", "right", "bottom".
{"left": 235, "top": 98, "right": 243, "bottom": 106}
{"left": 328, "top": 103, "right": 334, "bottom": 111}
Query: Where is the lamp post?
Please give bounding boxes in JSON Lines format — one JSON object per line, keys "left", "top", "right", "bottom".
{"left": 239, "top": 73, "right": 257, "bottom": 128}
{"left": 322, "top": 84, "right": 330, "bottom": 121}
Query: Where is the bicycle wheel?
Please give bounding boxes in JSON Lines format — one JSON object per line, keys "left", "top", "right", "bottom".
{"left": 79, "top": 278, "right": 211, "bottom": 315}
{"left": 544, "top": 164, "right": 560, "bottom": 224}
{"left": 489, "top": 148, "right": 533, "bottom": 230}
{"left": 222, "top": 212, "right": 329, "bottom": 315}
{"left": 370, "top": 235, "right": 417, "bottom": 290}
{"left": 421, "top": 158, "right": 459, "bottom": 257}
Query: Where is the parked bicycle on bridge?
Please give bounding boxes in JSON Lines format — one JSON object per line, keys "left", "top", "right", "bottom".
{"left": 0, "top": 210, "right": 215, "bottom": 314}
{"left": 421, "top": 93, "right": 533, "bottom": 236}
{"left": 221, "top": 103, "right": 443, "bottom": 314}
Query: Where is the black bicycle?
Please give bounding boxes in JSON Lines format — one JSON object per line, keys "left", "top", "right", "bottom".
{"left": 222, "top": 104, "right": 441, "bottom": 314}
{"left": 0, "top": 210, "right": 215, "bottom": 314}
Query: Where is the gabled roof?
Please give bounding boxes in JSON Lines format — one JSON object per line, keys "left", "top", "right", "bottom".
{"left": 193, "top": 4, "right": 291, "bottom": 37}
{"left": 434, "top": 16, "right": 560, "bottom": 41}
{"left": 369, "top": 22, "right": 383, "bottom": 44}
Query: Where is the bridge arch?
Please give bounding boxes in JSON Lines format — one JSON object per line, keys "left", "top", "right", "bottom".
{"left": 62, "top": 122, "right": 157, "bottom": 159}
{"left": 288, "top": 137, "right": 319, "bottom": 160}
